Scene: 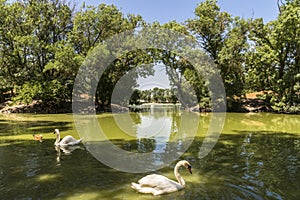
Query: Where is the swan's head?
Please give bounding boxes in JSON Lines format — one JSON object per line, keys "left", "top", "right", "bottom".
{"left": 179, "top": 160, "right": 192, "bottom": 174}
{"left": 53, "top": 129, "right": 60, "bottom": 135}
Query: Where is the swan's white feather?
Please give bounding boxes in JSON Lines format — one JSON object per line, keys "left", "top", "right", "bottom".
{"left": 59, "top": 135, "right": 83, "bottom": 146}
{"left": 131, "top": 182, "right": 158, "bottom": 195}
{"left": 138, "top": 174, "right": 183, "bottom": 191}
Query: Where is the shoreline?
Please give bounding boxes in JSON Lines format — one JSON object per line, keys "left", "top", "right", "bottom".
{"left": 0, "top": 98, "right": 275, "bottom": 114}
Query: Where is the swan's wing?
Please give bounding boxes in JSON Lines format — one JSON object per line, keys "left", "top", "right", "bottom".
{"left": 60, "top": 136, "right": 82, "bottom": 145}
{"left": 131, "top": 182, "right": 157, "bottom": 194}
{"left": 138, "top": 174, "right": 181, "bottom": 192}
{"left": 59, "top": 136, "right": 74, "bottom": 144}
{"left": 138, "top": 174, "right": 165, "bottom": 187}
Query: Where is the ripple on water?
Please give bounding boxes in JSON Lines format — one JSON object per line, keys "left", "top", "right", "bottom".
{"left": 266, "top": 188, "right": 283, "bottom": 200}
{"left": 225, "top": 183, "right": 264, "bottom": 200}
{"left": 0, "top": 166, "right": 8, "bottom": 193}
{"left": 0, "top": 166, "right": 3, "bottom": 178}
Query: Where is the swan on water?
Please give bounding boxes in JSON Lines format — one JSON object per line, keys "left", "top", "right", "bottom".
{"left": 53, "top": 129, "right": 83, "bottom": 147}
{"left": 131, "top": 160, "right": 192, "bottom": 195}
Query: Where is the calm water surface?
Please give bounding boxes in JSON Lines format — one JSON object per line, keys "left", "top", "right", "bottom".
{"left": 0, "top": 110, "right": 299, "bottom": 199}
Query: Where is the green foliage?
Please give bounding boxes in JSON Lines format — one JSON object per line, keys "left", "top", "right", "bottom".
{"left": 129, "top": 89, "right": 141, "bottom": 105}
{"left": 13, "top": 80, "right": 71, "bottom": 104}
{"left": 0, "top": 0, "right": 75, "bottom": 104}
{"left": 138, "top": 88, "right": 178, "bottom": 104}
{"left": 12, "top": 82, "right": 42, "bottom": 104}
{"left": 187, "top": 0, "right": 232, "bottom": 61}
{"left": 246, "top": 0, "right": 300, "bottom": 112}
{"left": 187, "top": 0, "right": 249, "bottom": 108}
{"left": 1, "top": 0, "right": 300, "bottom": 113}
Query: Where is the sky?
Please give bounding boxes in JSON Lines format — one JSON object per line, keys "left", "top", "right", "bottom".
{"left": 76, "top": 0, "right": 279, "bottom": 24}
{"left": 75, "top": 0, "right": 279, "bottom": 90}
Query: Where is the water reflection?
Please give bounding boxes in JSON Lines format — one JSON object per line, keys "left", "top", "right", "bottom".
{"left": 135, "top": 109, "right": 176, "bottom": 155}
{"left": 55, "top": 145, "right": 84, "bottom": 165}
{"left": 123, "top": 107, "right": 198, "bottom": 167}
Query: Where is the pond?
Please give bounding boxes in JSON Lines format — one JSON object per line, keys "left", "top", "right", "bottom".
{"left": 0, "top": 109, "right": 299, "bottom": 199}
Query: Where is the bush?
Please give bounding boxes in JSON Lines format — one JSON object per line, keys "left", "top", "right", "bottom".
{"left": 13, "top": 82, "right": 43, "bottom": 104}
{"left": 13, "top": 80, "right": 72, "bottom": 104}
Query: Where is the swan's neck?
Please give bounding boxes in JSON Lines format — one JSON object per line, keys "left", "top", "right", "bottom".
{"left": 55, "top": 133, "right": 60, "bottom": 146}
{"left": 174, "top": 163, "right": 186, "bottom": 187}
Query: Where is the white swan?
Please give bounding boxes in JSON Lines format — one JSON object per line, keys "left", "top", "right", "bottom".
{"left": 53, "top": 129, "right": 83, "bottom": 147}
{"left": 131, "top": 160, "right": 192, "bottom": 195}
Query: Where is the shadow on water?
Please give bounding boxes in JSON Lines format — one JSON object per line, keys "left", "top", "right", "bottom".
{"left": 0, "top": 121, "right": 71, "bottom": 137}
{"left": 0, "top": 130, "right": 299, "bottom": 199}
{"left": 0, "top": 120, "right": 72, "bottom": 137}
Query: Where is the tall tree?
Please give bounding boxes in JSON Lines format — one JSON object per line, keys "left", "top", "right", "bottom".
{"left": 71, "top": 4, "right": 149, "bottom": 109}
{"left": 0, "top": 0, "right": 29, "bottom": 95}
{"left": 71, "top": 4, "right": 143, "bottom": 56}
{"left": 187, "top": 0, "right": 249, "bottom": 107}
{"left": 0, "top": 0, "right": 78, "bottom": 104}
{"left": 248, "top": 0, "right": 300, "bottom": 112}
{"left": 187, "top": 0, "right": 231, "bottom": 63}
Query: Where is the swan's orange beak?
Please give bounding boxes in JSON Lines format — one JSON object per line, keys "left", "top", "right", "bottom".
{"left": 187, "top": 165, "right": 192, "bottom": 174}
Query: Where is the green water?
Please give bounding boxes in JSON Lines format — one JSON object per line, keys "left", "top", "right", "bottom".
{"left": 0, "top": 111, "right": 299, "bottom": 199}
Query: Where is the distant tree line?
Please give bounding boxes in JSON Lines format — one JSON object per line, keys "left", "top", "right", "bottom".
{"left": 129, "top": 88, "right": 178, "bottom": 105}
{"left": 1, "top": 0, "right": 300, "bottom": 113}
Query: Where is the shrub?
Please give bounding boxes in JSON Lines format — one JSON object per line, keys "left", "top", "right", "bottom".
{"left": 13, "top": 80, "right": 72, "bottom": 104}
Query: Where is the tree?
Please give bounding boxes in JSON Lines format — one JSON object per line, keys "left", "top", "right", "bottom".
{"left": 71, "top": 4, "right": 151, "bottom": 109}
{"left": 134, "top": 21, "right": 208, "bottom": 108}
{"left": 187, "top": 0, "right": 249, "bottom": 107}
{"left": 248, "top": 0, "right": 300, "bottom": 112}
{"left": 0, "top": 0, "right": 29, "bottom": 96}
{"left": 0, "top": 0, "right": 76, "bottom": 104}
{"left": 129, "top": 89, "right": 141, "bottom": 105}
{"left": 71, "top": 4, "right": 143, "bottom": 56}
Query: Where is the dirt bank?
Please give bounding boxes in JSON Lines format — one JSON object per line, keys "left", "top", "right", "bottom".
{"left": 0, "top": 100, "right": 72, "bottom": 114}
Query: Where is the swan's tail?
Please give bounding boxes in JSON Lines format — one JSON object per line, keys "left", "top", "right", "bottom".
{"left": 131, "top": 182, "right": 158, "bottom": 195}
{"left": 73, "top": 137, "right": 83, "bottom": 145}
{"left": 131, "top": 182, "right": 141, "bottom": 190}
{"left": 78, "top": 137, "right": 84, "bottom": 143}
